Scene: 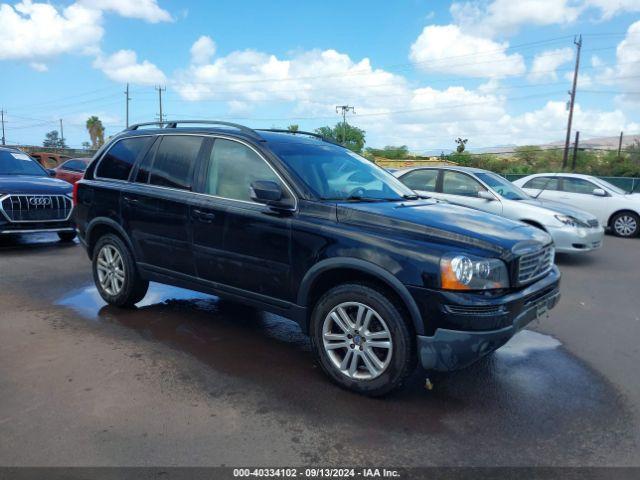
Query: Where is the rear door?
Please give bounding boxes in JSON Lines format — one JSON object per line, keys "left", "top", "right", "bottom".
{"left": 520, "top": 176, "right": 562, "bottom": 201}
{"left": 193, "top": 137, "right": 293, "bottom": 301}
{"left": 555, "top": 177, "right": 609, "bottom": 224}
{"left": 438, "top": 170, "right": 502, "bottom": 215}
{"left": 398, "top": 168, "right": 441, "bottom": 198}
{"left": 124, "top": 134, "right": 206, "bottom": 277}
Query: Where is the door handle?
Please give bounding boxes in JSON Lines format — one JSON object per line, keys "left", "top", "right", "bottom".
{"left": 123, "top": 196, "right": 139, "bottom": 204}
{"left": 193, "top": 209, "right": 216, "bottom": 223}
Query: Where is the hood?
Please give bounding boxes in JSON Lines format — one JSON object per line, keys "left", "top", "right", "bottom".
{"left": 520, "top": 198, "right": 597, "bottom": 223}
{"left": 337, "top": 199, "right": 551, "bottom": 257}
{"left": 0, "top": 175, "right": 73, "bottom": 195}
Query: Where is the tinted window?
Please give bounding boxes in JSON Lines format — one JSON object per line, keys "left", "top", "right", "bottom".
{"left": 400, "top": 169, "right": 439, "bottom": 192}
{"left": 61, "top": 159, "right": 87, "bottom": 172}
{"left": 149, "top": 135, "right": 203, "bottom": 190}
{"left": 522, "top": 177, "right": 560, "bottom": 190}
{"left": 0, "top": 150, "right": 47, "bottom": 176}
{"left": 205, "top": 139, "right": 280, "bottom": 201}
{"left": 97, "top": 137, "right": 152, "bottom": 180}
{"left": 442, "top": 171, "right": 485, "bottom": 197}
{"left": 562, "top": 177, "right": 598, "bottom": 194}
{"left": 135, "top": 140, "right": 158, "bottom": 184}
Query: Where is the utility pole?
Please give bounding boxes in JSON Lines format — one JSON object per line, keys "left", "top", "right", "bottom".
{"left": 335, "top": 105, "right": 355, "bottom": 145}
{"left": 571, "top": 131, "right": 580, "bottom": 171}
{"left": 156, "top": 85, "right": 166, "bottom": 123}
{"left": 617, "top": 131, "right": 624, "bottom": 159}
{"left": 124, "top": 83, "right": 130, "bottom": 128}
{"left": 1, "top": 109, "right": 5, "bottom": 146}
{"left": 59, "top": 118, "right": 64, "bottom": 147}
{"left": 562, "top": 35, "right": 582, "bottom": 170}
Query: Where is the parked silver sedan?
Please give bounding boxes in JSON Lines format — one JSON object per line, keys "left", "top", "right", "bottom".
{"left": 394, "top": 166, "right": 605, "bottom": 254}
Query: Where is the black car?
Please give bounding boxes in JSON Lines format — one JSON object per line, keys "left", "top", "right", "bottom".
{"left": 0, "top": 146, "right": 76, "bottom": 241}
{"left": 74, "top": 121, "right": 560, "bottom": 396}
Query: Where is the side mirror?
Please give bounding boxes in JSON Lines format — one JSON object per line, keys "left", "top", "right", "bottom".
{"left": 478, "top": 190, "right": 495, "bottom": 201}
{"left": 250, "top": 180, "right": 294, "bottom": 210}
{"left": 47, "top": 169, "right": 56, "bottom": 177}
{"left": 592, "top": 188, "right": 607, "bottom": 197}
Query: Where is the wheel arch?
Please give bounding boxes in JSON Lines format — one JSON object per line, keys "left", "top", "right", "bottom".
{"left": 607, "top": 209, "right": 640, "bottom": 227}
{"left": 86, "top": 217, "right": 136, "bottom": 259}
{"left": 297, "top": 258, "right": 425, "bottom": 336}
{"left": 520, "top": 219, "right": 547, "bottom": 232}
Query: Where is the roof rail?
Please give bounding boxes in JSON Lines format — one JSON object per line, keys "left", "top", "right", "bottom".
{"left": 126, "top": 120, "right": 262, "bottom": 140}
{"left": 256, "top": 129, "right": 341, "bottom": 146}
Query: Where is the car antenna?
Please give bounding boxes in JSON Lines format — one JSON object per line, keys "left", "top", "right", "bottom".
{"left": 533, "top": 175, "right": 556, "bottom": 199}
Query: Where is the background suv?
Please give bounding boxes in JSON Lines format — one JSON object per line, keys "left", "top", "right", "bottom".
{"left": 74, "top": 121, "right": 560, "bottom": 396}
{"left": 395, "top": 166, "right": 604, "bottom": 254}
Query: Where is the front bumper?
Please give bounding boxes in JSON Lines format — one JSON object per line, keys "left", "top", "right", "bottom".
{"left": 414, "top": 267, "right": 561, "bottom": 371}
{"left": 0, "top": 220, "right": 75, "bottom": 235}
{"left": 547, "top": 225, "right": 604, "bottom": 254}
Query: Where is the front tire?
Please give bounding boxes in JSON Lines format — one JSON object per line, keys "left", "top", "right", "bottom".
{"left": 310, "top": 283, "right": 416, "bottom": 396}
{"left": 92, "top": 234, "right": 149, "bottom": 307}
{"left": 611, "top": 212, "right": 639, "bottom": 238}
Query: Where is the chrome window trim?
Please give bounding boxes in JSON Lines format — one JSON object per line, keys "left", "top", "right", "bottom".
{"left": 93, "top": 132, "right": 299, "bottom": 211}
{"left": 0, "top": 194, "right": 74, "bottom": 223}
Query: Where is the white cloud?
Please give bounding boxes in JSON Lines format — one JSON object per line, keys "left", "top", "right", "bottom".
{"left": 29, "top": 62, "right": 48, "bottom": 72}
{"left": 78, "top": 0, "right": 171, "bottom": 23}
{"left": 597, "top": 20, "right": 640, "bottom": 104}
{"left": 584, "top": 0, "right": 640, "bottom": 19}
{"left": 93, "top": 49, "right": 166, "bottom": 85}
{"left": 190, "top": 35, "right": 216, "bottom": 65}
{"left": 0, "top": 1, "right": 103, "bottom": 61}
{"left": 409, "top": 25, "right": 525, "bottom": 78}
{"left": 528, "top": 47, "right": 574, "bottom": 82}
{"left": 450, "top": 0, "right": 581, "bottom": 37}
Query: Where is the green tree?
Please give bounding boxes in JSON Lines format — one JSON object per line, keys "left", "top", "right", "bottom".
{"left": 287, "top": 124, "right": 299, "bottom": 132}
{"left": 514, "top": 145, "right": 543, "bottom": 166}
{"left": 314, "top": 123, "right": 366, "bottom": 153}
{"left": 86, "top": 116, "right": 105, "bottom": 149}
{"left": 365, "top": 145, "right": 409, "bottom": 159}
{"left": 455, "top": 137, "right": 468, "bottom": 153}
{"left": 43, "top": 130, "right": 67, "bottom": 148}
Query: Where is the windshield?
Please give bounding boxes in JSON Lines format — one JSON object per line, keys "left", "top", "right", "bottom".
{"left": 592, "top": 177, "right": 627, "bottom": 195}
{"left": 269, "top": 141, "right": 416, "bottom": 201}
{"left": 475, "top": 172, "right": 530, "bottom": 200}
{"left": 0, "top": 150, "right": 48, "bottom": 176}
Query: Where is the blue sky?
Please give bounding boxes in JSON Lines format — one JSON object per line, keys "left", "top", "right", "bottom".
{"left": 0, "top": 0, "right": 639, "bottom": 152}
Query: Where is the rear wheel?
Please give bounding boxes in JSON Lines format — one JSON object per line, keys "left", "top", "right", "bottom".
{"left": 58, "top": 231, "right": 77, "bottom": 242}
{"left": 92, "top": 234, "right": 148, "bottom": 307}
{"left": 310, "top": 283, "right": 416, "bottom": 396}
{"left": 611, "top": 212, "right": 639, "bottom": 238}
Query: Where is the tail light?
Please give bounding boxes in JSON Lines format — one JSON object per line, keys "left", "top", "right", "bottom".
{"left": 72, "top": 182, "right": 79, "bottom": 206}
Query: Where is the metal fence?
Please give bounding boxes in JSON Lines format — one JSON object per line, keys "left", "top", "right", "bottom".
{"left": 504, "top": 174, "right": 640, "bottom": 193}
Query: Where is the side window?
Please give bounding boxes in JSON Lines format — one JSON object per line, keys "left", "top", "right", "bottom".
{"left": 134, "top": 139, "right": 158, "bottom": 184}
{"left": 149, "top": 135, "right": 204, "bottom": 190}
{"left": 62, "top": 160, "right": 82, "bottom": 171}
{"left": 97, "top": 137, "right": 153, "bottom": 181}
{"left": 523, "top": 177, "right": 560, "bottom": 190}
{"left": 562, "top": 177, "right": 598, "bottom": 194}
{"left": 205, "top": 138, "right": 281, "bottom": 202}
{"left": 400, "top": 169, "right": 439, "bottom": 192}
{"left": 442, "top": 171, "right": 485, "bottom": 197}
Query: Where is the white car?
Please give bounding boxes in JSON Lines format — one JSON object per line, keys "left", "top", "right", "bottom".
{"left": 514, "top": 173, "right": 640, "bottom": 238}
{"left": 394, "top": 166, "right": 604, "bottom": 254}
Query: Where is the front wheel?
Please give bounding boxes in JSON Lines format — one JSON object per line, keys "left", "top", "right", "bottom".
{"left": 611, "top": 212, "right": 639, "bottom": 238}
{"left": 310, "top": 283, "right": 416, "bottom": 396}
{"left": 92, "top": 234, "right": 149, "bottom": 307}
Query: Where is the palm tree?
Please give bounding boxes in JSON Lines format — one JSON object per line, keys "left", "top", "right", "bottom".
{"left": 287, "top": 124, "right": 299, "bottom": 133}
{"left": 86, "top": 116, "right": 105, "bottom": 149}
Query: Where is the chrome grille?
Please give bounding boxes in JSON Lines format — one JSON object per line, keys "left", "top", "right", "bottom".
{"left": 517, "top": 245, "right": 554, "bottom": 285}
{"left": 0, "top": 195, "right": 73, "bottom": 223}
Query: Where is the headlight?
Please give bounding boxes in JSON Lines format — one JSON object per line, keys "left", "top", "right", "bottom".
{"left": 440, "top": 254, "right": 510, "bottom": 290}
{"left": 555, "top": 214, "right": 586, "bottom": 228}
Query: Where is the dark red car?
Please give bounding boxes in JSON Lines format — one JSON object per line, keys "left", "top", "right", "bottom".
{"left": 53, "top": 158, "right": 91, "bottom": 184}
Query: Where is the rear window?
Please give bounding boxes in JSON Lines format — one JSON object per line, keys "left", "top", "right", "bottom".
{"left": 149, "top": 135, "right": 204, "bottom": 190}
{"left": 96, "top": 137, "right": 153, "bottom": 181}
{"left": 400, "top": 169, "right": 439, "bottom": 192}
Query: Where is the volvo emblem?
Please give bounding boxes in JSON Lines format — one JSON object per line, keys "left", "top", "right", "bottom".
{"left": 29, "top": 197, "right": 51, "bottom": 206}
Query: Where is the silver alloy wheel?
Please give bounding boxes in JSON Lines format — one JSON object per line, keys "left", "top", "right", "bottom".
{"left": 96, "top": 244, "right": 125, "bottom": 296}
{"left": 614, "top": 215, "right": 637, "bottom": 237}
{"left": 322, "top": 302, "right": 393, "bottom": 380}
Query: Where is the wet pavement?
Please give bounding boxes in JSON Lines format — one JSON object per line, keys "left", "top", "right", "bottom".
{"left": 0, "top": 233, "right": 639, "bottom": 466}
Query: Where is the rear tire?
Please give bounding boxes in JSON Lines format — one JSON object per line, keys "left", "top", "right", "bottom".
{"left": 310, "top": 283, "right": 416, "bottom": 396}
{"left": 92, "top": 234, "right": 149, "bottom": 307}
{"left": 610, "top": 212, "right": 639, "bottom": 238}
{"left": 58, "top": 231, "right": 77, "bottom": 242}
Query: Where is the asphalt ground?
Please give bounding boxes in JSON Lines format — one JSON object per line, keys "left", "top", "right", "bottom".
{"left": 0, "top": 233, "right": 638, "bottom": 467}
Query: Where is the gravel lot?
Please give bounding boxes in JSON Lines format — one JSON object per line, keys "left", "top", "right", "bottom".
{"left": 0, "top": 233, "right": 639, "bottom": 467}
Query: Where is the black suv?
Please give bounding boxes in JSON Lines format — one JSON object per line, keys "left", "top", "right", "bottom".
{"left": 75, "top": 121, "right": 560, "bottom": 396}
